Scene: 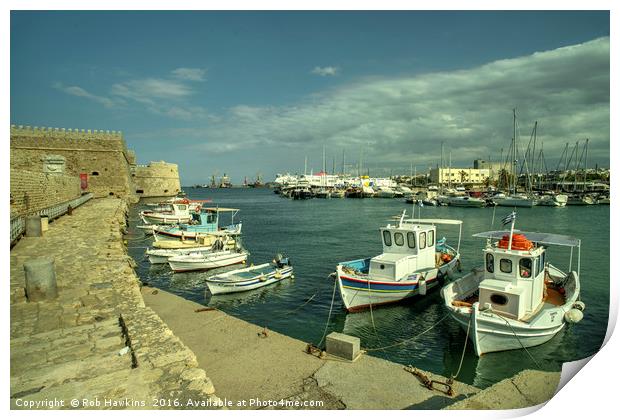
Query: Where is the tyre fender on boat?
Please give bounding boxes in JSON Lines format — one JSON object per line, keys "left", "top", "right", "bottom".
{"left": 564, "top": 308, "right": 584, "bottom": 324}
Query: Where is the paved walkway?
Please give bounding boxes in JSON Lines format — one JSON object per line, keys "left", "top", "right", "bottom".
{"left": 142, "top": 287, "right": 482, "bottom": 410}
{"left": 10, "top": 198, "right": 221, "bottom": 409}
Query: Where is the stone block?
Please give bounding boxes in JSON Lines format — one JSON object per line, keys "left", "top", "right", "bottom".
{"left": 326, "top": 332, "right": 361, "bottom": 361}
{"left": 24, "top": 257, "right": 58, "bottom": 302}
{"left": 25, "top": 216, "right": 42, "bottom": 237}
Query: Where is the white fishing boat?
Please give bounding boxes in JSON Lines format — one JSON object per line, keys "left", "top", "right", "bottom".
{"left": 375, "top": 187, "right": 396, "bottom": 198}
{"left": 335, "top": 211, "right": 462, "bottom": 312}
{"left": 537, "top": 193, "right": 568, "bottom": 207}
{"left": 168, "top": 249, "right": 249, "bottom": 272}
{"left": 139, "top": 202, "right": 193, "bottom": 225}
{"left": 441, "top": 213, "right": 583, "bottom": 355}
{"left": 205, "top": 254, "right": 293, "bottom": 295}
{"left": 361, "top": 185, "right": 376, "bottom": 198}
{"left": 447, "top": 196, "right": 486, "bottom": 208}
{"left": 567, "top": 194, "right": 596, "bottom": 206}
{"left": 493, "top": 194, "right": 537, "bottom": 208}
{"left": 146, "top": 235, "right": 238, "bottom": 264}
{"left": 331, "top": 189, "right": 346, "bottom": 198}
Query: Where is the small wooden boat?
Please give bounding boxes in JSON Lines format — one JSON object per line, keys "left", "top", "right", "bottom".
{"left": 537, "top": 193, "right": 568, "bottom": 207}
{"left": 168, "top": 249, "right": 249, "bottom": 272}
{"left": 153, "top": 207, "right": 242, "bottom": 240}
{"left": 331, "top": 189, "right": 346, "bottom": 198}
{"left": 447, "top": 196, "right": 486, "bottom": 208}
{"left": 441, "top": 213, "right": 583, "bottom": 355}
{"left": 205, "top": 254, "right": 293, "bottom": 295}
{"left": 147, "top": 235, "right": 237, "bottom": 264}
{"left": 140, "top": 202, "right": 193, "bottom": 225}
{"left": 315, "top": 189, "right": 331, "bottom": 199}
{"left": 335, "top": 211, "right": 462, "bottom": 312}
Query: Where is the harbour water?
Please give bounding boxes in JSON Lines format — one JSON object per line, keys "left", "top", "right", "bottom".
{"left": 127, "top": 187, "right": 609, "bottom": 389}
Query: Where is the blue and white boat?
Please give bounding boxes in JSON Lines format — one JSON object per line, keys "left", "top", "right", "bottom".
{"left": 205, "top": 254, "right": 294, "bottom": 295}
{"left": 153, "top": 207, "right": 242, "bottom": 240}
{"left": 335, "top": 212, "right": 462, "bottom": 312}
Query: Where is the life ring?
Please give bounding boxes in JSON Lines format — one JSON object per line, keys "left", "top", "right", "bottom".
{"left": 498, "top": 234, "right": 533, "bottom": 251}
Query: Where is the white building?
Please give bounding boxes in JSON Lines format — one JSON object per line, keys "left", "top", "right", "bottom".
{"left": 429, "top": 167, "right": 491, "bottom": 187}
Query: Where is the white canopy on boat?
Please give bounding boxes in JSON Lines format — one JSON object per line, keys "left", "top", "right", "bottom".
{"left": 203, "top": 207, "right": 240, "bottom": 212}
{"left": 473, "top": 230, "right": 580, "bottom": 247}
{"left": 402, "top": 219, "right": 463, "bottom": 226}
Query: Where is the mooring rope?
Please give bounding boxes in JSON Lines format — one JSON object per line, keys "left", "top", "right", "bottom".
{"left": 450, "top": 313, "right": 471, "bottom": 381}
{"left": 364, "top": 313, "right": 450, "bottom": 352}
{"left": 367, "top": 278, "right": 387, "bottom": 355}
{"left": 282, "top": 290, "right": 319, "bottom": 316}
{"left": 317, "top": 273, "right": 338, "bottom": 348}
{"left": 491, "top": 310, "right": 544, "bottom": 371}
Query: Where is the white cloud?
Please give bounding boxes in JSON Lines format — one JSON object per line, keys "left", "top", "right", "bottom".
{"left": 311, "top": 66, "right": 339, "bottom": 77}
{"left": 52, "top": 82, "right": 117, "bottom": 108}
{"left": 171, "top": 67, "right": 207, "bottom": 81}
{"left": 178, "top": 37, "right": 609, "bottom": 173}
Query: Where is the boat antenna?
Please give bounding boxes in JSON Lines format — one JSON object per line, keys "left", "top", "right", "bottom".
{"left": 490, "top": 204, "right": 497, "bottom": 228}
{"left": 399, "top": 209, "right": 406, "bottom": 227}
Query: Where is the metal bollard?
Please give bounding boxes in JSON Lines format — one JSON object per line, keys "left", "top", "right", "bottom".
{"left": 25, "top": 216, "right": 42, "bottom": 237}
{"left": 24, "top": 257, "right": 58, "bottom": 302}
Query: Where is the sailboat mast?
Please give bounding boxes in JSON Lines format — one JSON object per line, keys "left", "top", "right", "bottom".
{"left": 512, "top": 108, "right": 517, "bottom": 195}
{"left": 584, "top": 139, "right": 589, "bottom": 191}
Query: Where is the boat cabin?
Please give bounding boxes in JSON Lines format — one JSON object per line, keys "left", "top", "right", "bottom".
{"left": 369, "top": 223, "right": 437, "bottom": 281}
{"left": 187, "top": 207, "right": 239, "bottom": 232}
{"left": 478, "top": 234, "right": 546, "bottom": 320}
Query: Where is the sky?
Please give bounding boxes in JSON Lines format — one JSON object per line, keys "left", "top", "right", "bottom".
{"left": 10, "top": 11, "right": 610, "bottom": 185}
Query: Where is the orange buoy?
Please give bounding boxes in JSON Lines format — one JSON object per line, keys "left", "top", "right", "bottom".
{"left": 498, "top": 233, "right": 533, "bottom": 251}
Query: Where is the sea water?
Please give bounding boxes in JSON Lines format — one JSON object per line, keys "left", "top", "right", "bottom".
{"left": 127, "top": 188, "right": 609, "bottom": 389}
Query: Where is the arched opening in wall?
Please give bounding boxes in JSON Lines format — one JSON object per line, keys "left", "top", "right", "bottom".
{"left": 91, "top": 171, "right": 99, "bottom": 176}
{"left": 109, "top": 192, "right": 115, "bottom": 196}
{"left": 164, "top": 189, "right": 169, "bottom": 193}
{"left": 136, "top": 189, "right": 144, "bottom": 194}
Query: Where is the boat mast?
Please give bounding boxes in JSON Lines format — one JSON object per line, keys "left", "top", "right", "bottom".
{"left": 512, "top": 108, "right": 517, "bottom": 195}
{"left": 583, "top": 139, "right": 589, "bottom": 192}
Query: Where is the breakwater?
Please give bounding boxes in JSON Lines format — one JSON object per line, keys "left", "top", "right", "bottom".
{"left": 10, "top": 198, "right": 221, "bottom": 409}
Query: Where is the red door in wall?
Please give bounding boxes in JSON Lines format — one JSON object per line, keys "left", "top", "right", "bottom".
{"left": 80, "top": 173, "right": 88, "bottom": 190}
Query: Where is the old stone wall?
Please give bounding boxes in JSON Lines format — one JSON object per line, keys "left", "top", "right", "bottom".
{"left": 10, "top": 169, "right": 81, "bottom": 217}
{"left": 10, "top": 125, "right": 135, "bottom": 199}
{"left": 132, "top": 161, "right": 181, "bottom": 198}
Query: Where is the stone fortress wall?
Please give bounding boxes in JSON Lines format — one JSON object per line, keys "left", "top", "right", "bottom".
{"left": 10, "top": 169, "right": 81, "bottom": 217}
{"left": 10, "top": 125, "right": 181, "bottom": 213}
{"left": 132, "top": 161, "right": 181, "bottom": 198}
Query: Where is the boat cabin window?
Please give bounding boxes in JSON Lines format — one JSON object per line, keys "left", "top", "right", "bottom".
{"left": 383, "top": 230, "right": 392, "bottom": 246}
{"left": 428, "top": 230, "right": 435, "bottom": 246}
{"left": 177, "top": 205, "right": 187, "bottom": 210}
{"left": 407, "top": 232, "right": 416, "bottom": 249}
{"left": 519, "top": 258, "right": 532, "bottom": 278}
{"left": 204, "top": 212, "right": 217, "bottom": 224}
{"left": 419, "top": 232, "right": 426, "bottom": 250}
{"left": 500, "top": 258, "right": 512, "bottom": 274}
{"left": 486, "top": 253, "right": 494, "bottom": 273}
{"left": 394, "top": 232, "right": 404, "bottom": 246}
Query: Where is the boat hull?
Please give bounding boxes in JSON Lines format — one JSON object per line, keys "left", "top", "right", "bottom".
{"left": 494, "top": 197, "right": 536, "bottom": 208}
{"left": 206, "top": 266, "right": 294, "bottom": 295}
{"left": 168, "top": 251, "right": 249, "bottom": 272}
{"left": 140, "top": 213, "right": 192, "bottom": 225}
{"left": 146, "top": 246, "right": 213, "bottom": 264}
{"left": 442, "top": 267, "right": 580, "bottom": 355}
{"left": 336, "top": 253, "right": 459, "bottom": 312}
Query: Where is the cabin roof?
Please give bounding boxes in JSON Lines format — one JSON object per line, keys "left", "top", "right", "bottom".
{"left": 202, "top": 207, "right": 240, "bottom": 212}
{"left": 402, "top": 218, "right": 463, "bottom": 226}
{"left": 473, "top": 230, "right": 579, "bottom": 247}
